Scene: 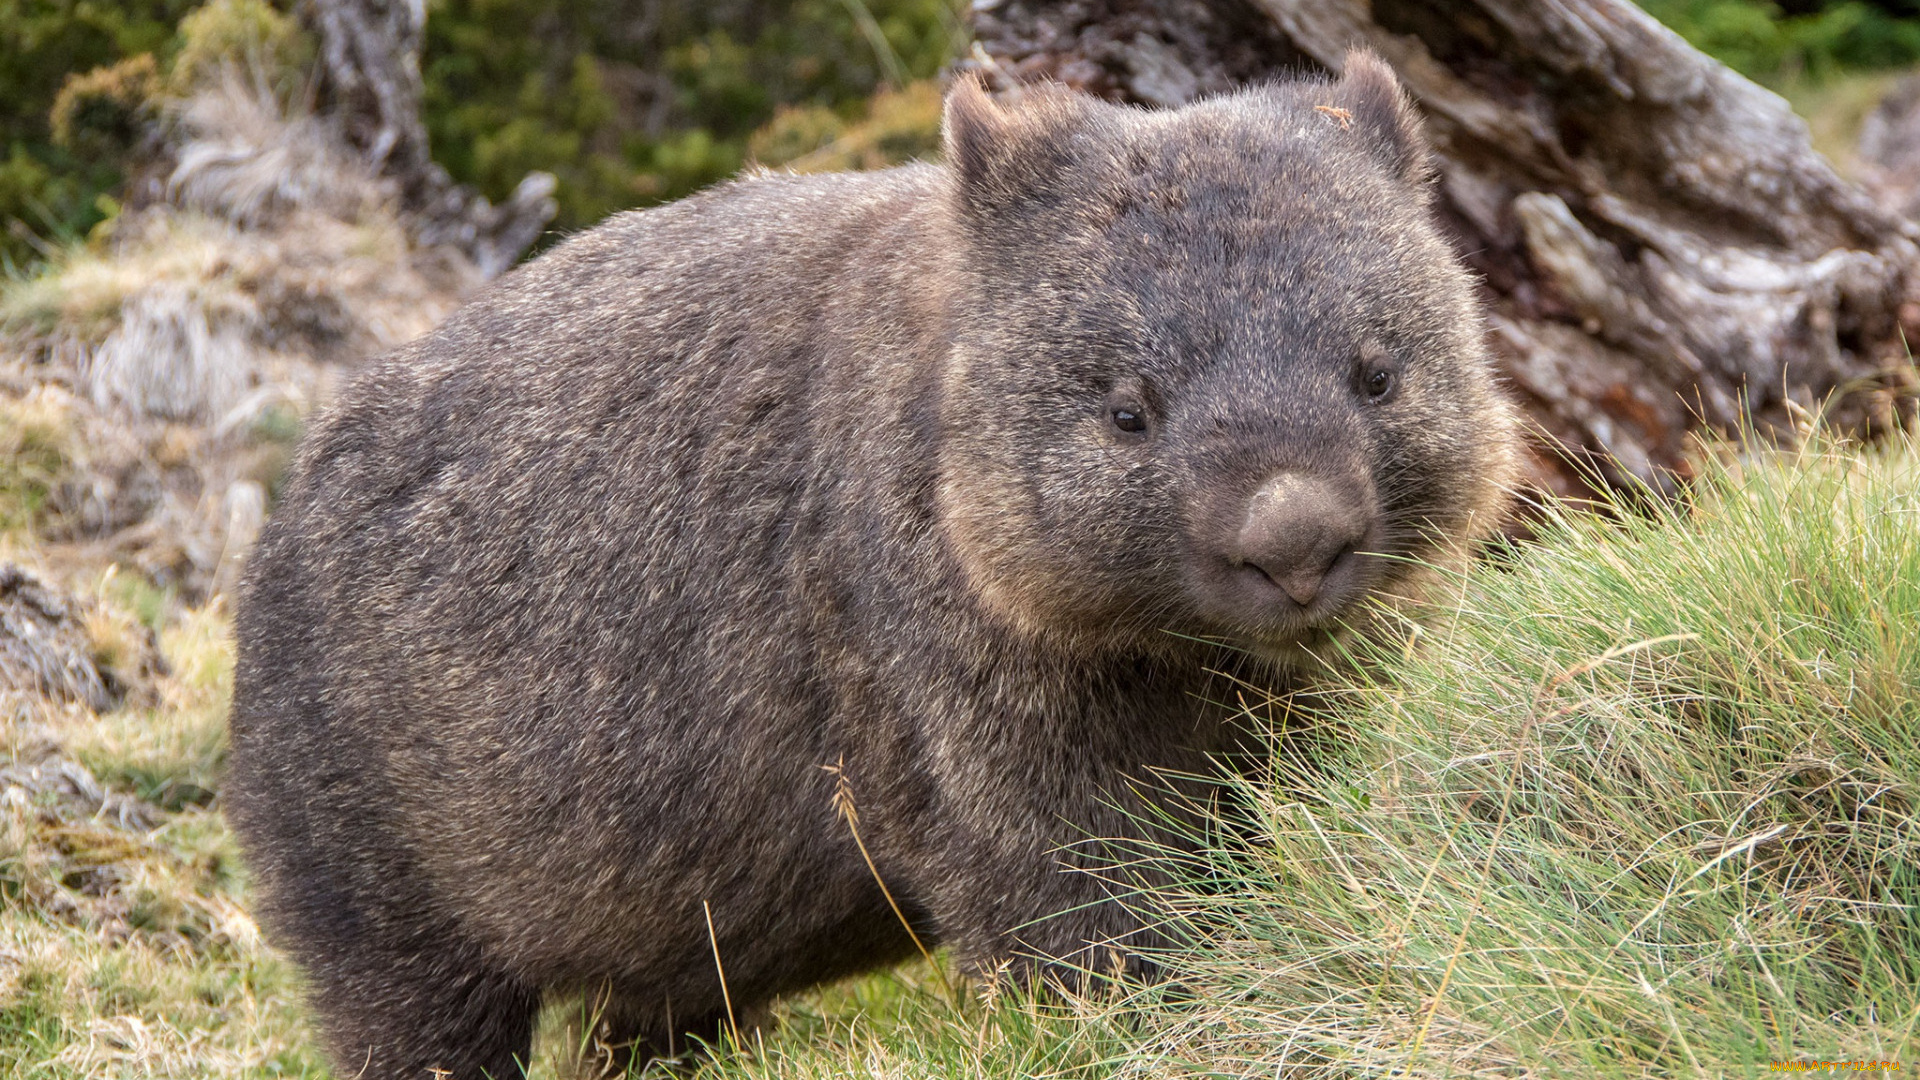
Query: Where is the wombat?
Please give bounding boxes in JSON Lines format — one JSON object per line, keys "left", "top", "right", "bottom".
{"left": 227, "top": 52, "right": 1522, "bottom": 1079}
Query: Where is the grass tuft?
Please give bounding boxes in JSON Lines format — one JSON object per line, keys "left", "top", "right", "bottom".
{"left": 1, "top": 582, "right": 323, "bottom": 1079}
{"left": 1133, "top": 434, "right": 1920, "bottom": 1077}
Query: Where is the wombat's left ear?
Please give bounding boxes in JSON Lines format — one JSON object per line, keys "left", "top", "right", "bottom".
{"left": 944, "top": 74, "right": 1089, "bottom": 216}
{"left": 1333, "top": 49, "right": 1432, "bottom": 187}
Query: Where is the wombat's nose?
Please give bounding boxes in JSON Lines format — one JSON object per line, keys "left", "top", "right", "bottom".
{"left": 1233, "top": 474, "right": 1371, "bottom": 607}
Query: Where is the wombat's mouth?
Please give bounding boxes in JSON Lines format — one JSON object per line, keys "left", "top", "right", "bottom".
{"left": 1186, "top": 524, "right": 1394, "bottom": 642}
{"left": 1184, "top": 468, "right": 1389, "bottom": 640}
{"left": 1240, "top": 552, "right": 1379, "bottom": 620}
{"left": 1240, "top": 545, "right": 1373, "bottom": 615}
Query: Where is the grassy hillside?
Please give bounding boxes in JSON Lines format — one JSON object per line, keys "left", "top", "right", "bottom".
{"left": 4, "top": 425, "right": 1913, "bottom": 1077}
{"left": 1138, "top": 432, "right": 1920, "bottom": 1075}
{"left": 2, "top": 2, "right": 1917, "bottom": 1075}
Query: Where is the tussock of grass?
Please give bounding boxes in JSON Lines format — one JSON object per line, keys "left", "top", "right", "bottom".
{"left": 1135, "top": 436, "right": 1920, "bottom": 1077}
{"left": 0, "top": 390, "right": 84, "bottom": 540}
{"left": 3, "top": 72, "right": 479, "bottom": 434}
{"left": 0, "top": 68, "right": 485, "bottom": 597}
{"left": 0, "top": 380, "right": 285, "bottom": 600}
{"left": 4, "top": 191, "right": 456, "bottom": 424}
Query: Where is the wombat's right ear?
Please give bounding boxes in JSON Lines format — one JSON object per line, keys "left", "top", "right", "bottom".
{"left": 1332, "top": 49, "right": 1432, "bottom": 188}
{"left": 944, "top": 74, "right": 1086, "bottom": 215}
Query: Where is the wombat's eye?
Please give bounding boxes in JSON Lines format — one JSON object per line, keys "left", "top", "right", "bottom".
{"left": 1356, "top": 348, "right": 1401, "bottom": 403}
{"left": 1110, "top": 407, "right": 1148, "bottom": 434}
{"left": 1104, "top": 384, "right": 1152, "bottom": 438}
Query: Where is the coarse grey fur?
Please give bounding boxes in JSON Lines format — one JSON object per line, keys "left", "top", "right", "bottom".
{"left": 227, "top": 53, "right": 1522, "bottom": 1079}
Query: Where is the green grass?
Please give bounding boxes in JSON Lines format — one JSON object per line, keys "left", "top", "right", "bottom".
{"left": 1, "top": 595, "right": 326, "bottom": 1079}
{"left": 3, "top": 434, "right": 1915, "bottom": 1077}
{"left": 1128, "top": 434, "right": 1920, "bottom": 1077}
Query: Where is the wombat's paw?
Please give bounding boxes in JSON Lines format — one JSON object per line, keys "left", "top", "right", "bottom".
{"left": 983, "top": 940, "right": 1167, "bottom": 1000}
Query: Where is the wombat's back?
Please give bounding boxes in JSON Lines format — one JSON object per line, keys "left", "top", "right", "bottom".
{"left": 227, "top": 164, "right": 953, "bottom": 1029}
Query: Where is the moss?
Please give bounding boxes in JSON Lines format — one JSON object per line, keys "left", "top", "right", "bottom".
{"left": 171, "top": 0, "right": 314, "bottom": 96}
{"left": 751, "top": 79, "right": 944, "bottom": 174}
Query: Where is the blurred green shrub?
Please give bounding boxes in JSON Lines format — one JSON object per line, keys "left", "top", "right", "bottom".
{"left": 1640, "top": 1, "right": 1920, "bottom": 80}
{"left": 170, "top": 0, "right": 312, "bottom": 96}
{"left": 749, "top": 79, "right": 943, "bottom": 173}
{"left": 50, "top": 53, "right": 160, "bottom": 162}
{"left": 420, "top": 0, "right": 967, "bottom": 234}
{"left": 0, "top": 0, "right": 961, "bottom": 271}
{"left": 0, "top": 0, "right": 201, "bottom": 269}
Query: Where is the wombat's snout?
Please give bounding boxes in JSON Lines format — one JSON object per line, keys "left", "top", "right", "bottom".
{"left": 1231, "top": 474, "right": 1373, "bottom": 609}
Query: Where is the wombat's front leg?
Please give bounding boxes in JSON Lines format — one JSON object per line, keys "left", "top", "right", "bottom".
{"left": 910, "top": 782, "right": 1182, "bottom": 990}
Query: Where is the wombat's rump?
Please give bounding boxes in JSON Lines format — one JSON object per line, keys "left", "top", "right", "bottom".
{"left": 228, "top": 54, "right": 1521, "bottom": 1079}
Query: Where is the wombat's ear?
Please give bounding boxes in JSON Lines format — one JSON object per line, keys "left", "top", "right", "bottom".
{"left": 944, "top": 74, "right": 1088, "bottom": 215}
{"left": 1332, "top": 49, "right": 1432, "bottom": 187}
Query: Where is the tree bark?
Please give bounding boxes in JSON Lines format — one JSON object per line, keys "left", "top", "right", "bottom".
{"left": 302, "top": 0, "right": 556, "bottom": 277}
{"left": 970, "top": 0, "right": 1920, "bottom": 496}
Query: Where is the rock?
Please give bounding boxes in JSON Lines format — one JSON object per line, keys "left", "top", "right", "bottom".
{"left": 0, "top": 564, "right": 163, "bottom": 712}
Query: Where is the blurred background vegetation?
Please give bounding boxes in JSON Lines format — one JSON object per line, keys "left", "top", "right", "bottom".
{"left": 418, "top": 0, "right": 964, "bottom": 233}
{"left": 2, "top": 0, "right": 1919, "bottom": 272}
{"left": 0, "top": 0, "right": 963, "bottom": 271}
{"left": 1639, "top": 0, "right": 1920, "bottom": 79}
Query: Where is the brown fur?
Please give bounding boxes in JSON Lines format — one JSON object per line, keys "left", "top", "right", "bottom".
{"left": 227, "top": 53, "right": 1521, "bottom": 1079}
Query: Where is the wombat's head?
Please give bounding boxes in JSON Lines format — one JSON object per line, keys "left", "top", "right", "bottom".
{"left": 934, "top": 53, "right": 1523, "bottom": 659}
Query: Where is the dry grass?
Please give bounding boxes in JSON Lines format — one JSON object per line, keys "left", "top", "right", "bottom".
{"left": 1, "top": 572, "right": 323, "bottom": 1079}
{"left": 0, "top": 65, "right": 481, "bottom": 601}
{"left": 1120, "top": 433, "right": 1920, "bottom": 1078}
{"left": 4, "top": 76, "right": 477, "bottom": 422}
